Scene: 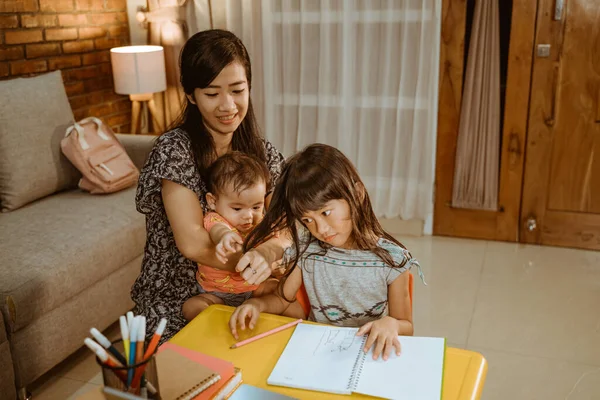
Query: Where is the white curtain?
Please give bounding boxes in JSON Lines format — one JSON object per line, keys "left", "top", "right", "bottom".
{"left": 187, "top": 0, "right": 441, "bottom": 223}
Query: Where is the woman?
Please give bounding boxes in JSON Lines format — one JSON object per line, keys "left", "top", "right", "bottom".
{"left": 132, "top": 29, "right": 287, "bottom": 342}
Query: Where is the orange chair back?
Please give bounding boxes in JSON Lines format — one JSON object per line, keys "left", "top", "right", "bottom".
{"left": 295, "top": 272, "right": 414, "bottom": 318}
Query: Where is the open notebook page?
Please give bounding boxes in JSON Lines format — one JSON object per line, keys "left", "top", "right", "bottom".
{"left": 267, "top": 324, "right": 364, "bottom": 394}
{"left": 353, "top": 336, "right": 446, "bottom": 400}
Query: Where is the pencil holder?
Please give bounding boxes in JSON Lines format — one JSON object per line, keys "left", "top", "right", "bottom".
{"left": 95, "top": 339, "right": 161, "bottom": 399}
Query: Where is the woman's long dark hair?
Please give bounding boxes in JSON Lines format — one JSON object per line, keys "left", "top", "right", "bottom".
{"left": 171, "top": 29, "right": 266, "bottom": 179}
{"left": 244, "top": 144, "right": 407, "bottom": 298}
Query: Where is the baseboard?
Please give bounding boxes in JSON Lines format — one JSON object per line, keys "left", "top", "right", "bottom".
{"left": 380, "top": 217, "right": 424, "bottom": 237}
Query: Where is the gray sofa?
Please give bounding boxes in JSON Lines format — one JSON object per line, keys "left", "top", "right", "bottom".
{"left": 0, "top": 71, "right": 155, "bottom": 399}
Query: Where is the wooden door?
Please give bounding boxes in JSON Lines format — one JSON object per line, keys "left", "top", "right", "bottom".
{"left": 521, "top": 0, "right": 600, "bottom": 250}
{"left": 434, "top": 0, "right": 538, "bottom": 242}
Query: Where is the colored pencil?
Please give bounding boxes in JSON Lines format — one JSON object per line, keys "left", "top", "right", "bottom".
{"left": 120, "top": 316, "right": 130, "bottom": 361}
{"left": 230, "top": 319, "right": 303, "bottom": 349}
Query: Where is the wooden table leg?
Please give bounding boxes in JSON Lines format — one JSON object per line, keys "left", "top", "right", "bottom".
{"left": 147, "top": 98, "right": 164, "bottom": 132}
{"left": 131, "top": 99, "right": 141, "bottom": 135}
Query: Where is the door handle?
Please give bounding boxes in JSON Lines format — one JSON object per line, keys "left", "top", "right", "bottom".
{"left": 508, "top": 132, "right": 522, "bottom": 166}
{"left": 554, "top": 0, "right": 564, "bottom": 21}
{"left": 596, "top": 85, "right": 600, "bottom": 123}
{"left": 545, "top": 65, "right": 560, "bottom": 127}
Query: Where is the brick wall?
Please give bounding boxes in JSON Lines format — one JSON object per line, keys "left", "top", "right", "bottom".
{"left": 0, "top": 0, "right": 132, "bottom": 133}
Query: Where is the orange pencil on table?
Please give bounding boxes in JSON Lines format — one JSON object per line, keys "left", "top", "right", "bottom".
{"left": 230, "top": 318, "right": 303, "bottom": 349}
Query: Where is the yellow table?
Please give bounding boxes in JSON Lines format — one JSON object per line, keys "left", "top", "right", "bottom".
{"left": 171, "top": 305, "right": 487, "bottom": 400}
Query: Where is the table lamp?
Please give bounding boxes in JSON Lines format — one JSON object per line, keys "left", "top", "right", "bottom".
{"left": 110, "top": 45, "right": 166, "bottom": 134}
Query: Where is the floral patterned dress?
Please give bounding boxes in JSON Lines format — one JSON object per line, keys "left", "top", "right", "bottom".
{"left": 132, "top": 128, "right": 285, "bottom": 342}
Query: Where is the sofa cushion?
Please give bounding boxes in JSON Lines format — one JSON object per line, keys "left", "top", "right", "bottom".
{"left": 10, "top": 256, "right": 141, "bottom": 387}
{"left": 0, "top": 71, "right": 80, "bottom": 212}
{"left": 0, "top": 186, "right": 145, "bottom": 332}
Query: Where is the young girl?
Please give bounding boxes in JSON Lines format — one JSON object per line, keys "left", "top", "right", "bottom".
{"left": 229, "top": 144, "right": 424, "bottom": 361}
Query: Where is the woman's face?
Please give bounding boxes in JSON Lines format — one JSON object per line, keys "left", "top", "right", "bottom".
{"left": 190, "top": 62, "right": 249, "bottom": 139}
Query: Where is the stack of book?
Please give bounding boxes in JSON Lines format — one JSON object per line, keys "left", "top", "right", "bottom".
{"left": 156, "top": 343, "right": 242, "bottom": 400}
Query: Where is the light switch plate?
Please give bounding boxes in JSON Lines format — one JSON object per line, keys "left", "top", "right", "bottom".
{"left": 537, "top": 44, "right": 551, "bottom": 57}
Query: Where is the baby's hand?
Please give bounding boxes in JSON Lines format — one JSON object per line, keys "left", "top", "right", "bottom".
{"left": 215, "top": 231, "right": 243, "bottom": 264}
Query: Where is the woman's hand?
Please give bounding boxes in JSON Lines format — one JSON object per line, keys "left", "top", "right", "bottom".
{"left": 215, "top": 231, "right": 243, "bottom": 264}
{"left": 235, "top": 248, "right": 272, "bottom": 285}
{"left": 229, "top": 300, "right": 262, "bottom": 339}
{"left": 356, "top": 316, "right": 402, "bottom": 361}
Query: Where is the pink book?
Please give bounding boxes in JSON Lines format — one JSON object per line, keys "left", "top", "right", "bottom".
{"left": 158, "top": 343, "right": 236, "bottom": 400}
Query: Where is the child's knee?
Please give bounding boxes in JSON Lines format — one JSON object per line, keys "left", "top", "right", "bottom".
{"left": 182, "top": 294, "right": 221, "bottom": 321}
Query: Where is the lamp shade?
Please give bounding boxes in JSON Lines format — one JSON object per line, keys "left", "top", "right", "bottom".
{"left": 110, "top": 45, "right": 166, "bottom": 95}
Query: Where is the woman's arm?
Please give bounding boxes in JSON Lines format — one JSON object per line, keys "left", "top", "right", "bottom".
{"left": 235, "top": 229, "right": 292, "bottom": 285}
{"left": 162, "top": 179, "right": 238, "bottom": 271}
{"left": 229, "top": 266, "right": 302, "bottom": 338}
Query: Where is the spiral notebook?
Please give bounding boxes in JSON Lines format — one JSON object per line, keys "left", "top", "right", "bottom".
{"left": 267, "top": 324, "right": 445, "bottom": 400}
{"left": 158, "top": 343, "right": 238, "bottom": 400}
{"left": 156, "top": 348, "right": 221, "bottom": 400}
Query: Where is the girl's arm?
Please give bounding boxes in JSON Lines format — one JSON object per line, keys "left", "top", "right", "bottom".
{"left": 386, "top": 271, "right": 414, "bottom": 335}
{"left": 162, "top": 179, "right": 238, "bottom": 270}
{"left": 229, "top": 266, "right": 303, "bottom": 339}
{"left": 356, "top": 270, "right": 413, "bottom": 360}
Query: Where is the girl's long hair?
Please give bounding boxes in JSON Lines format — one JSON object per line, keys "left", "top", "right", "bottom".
{"left": 170, "top": 29, "right": 266, "bottom": 180}
{"left": 244, "top": 144, "right": 407, "bottom": 297}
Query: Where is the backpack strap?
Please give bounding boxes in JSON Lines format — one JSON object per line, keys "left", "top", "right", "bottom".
{"left": 64, "top": 117, "right": 112, "bottom": 150}
{"left": 64, "top": 122, "right": 90, "bottom": 150}
{"left": 78, "top": 117, "right": 110, "bottom": 140}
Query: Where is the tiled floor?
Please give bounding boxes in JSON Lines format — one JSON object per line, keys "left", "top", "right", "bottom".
{"left": 29, "top": 236, "right": 600, "bottom": 399}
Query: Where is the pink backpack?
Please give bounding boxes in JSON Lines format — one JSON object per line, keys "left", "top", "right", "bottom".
{"left": 61, "top": 117, "right": 139, "bottom": 194}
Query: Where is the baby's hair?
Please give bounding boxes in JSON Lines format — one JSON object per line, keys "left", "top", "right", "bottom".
{"left": 206, "top": 151, "right": 270, "bottom": 196}
{"left": 244, "top": 144, "right": 407, "bottom": 299}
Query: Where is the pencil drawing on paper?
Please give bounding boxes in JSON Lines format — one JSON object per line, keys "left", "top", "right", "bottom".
{"left": 313, "top": 329, "right": 358, "bottom": 355}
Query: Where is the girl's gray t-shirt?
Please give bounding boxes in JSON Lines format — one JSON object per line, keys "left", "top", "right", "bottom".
{"left": 285, "top": 237, "right": 418, "bottom": 327}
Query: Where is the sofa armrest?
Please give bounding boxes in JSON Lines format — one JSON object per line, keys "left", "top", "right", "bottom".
{"left": 116, "top": 134, "right": 156, "bottom": 170}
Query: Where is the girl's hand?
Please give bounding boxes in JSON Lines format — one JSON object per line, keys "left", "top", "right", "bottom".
{"left": 356, "top": 316, "right": 402, "bottom": 361}
{"left": 215, "top": 231, "right": 243, "bottom": 263}
{"left": 229, "top": 301, "right": 261, "bottom": 339}
{"left": 236, "top": 249, "right": 271, "bottom": 285}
